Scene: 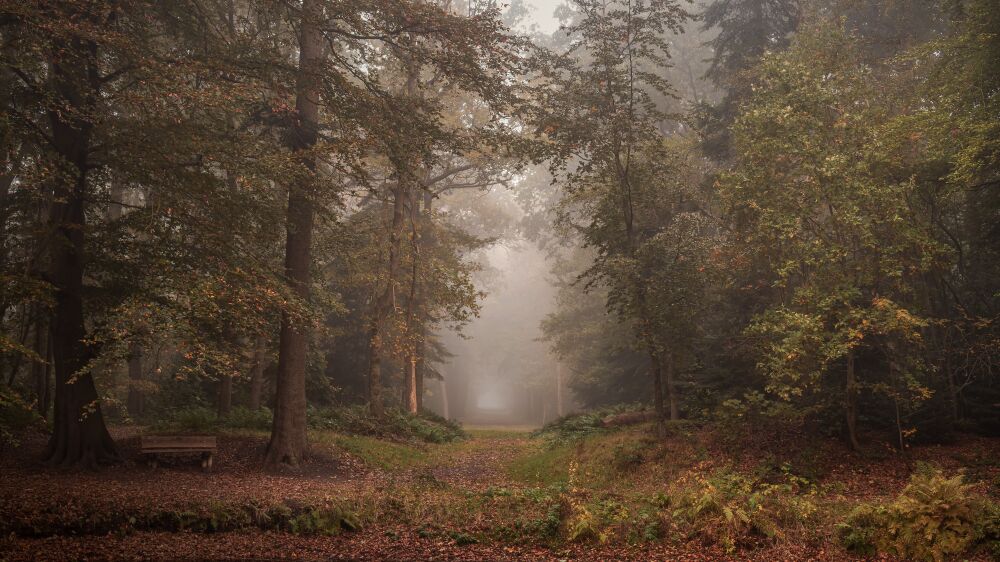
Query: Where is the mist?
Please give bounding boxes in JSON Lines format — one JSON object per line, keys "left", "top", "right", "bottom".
{"left": 428, "top": 242, "right": 570, "bottom": 427}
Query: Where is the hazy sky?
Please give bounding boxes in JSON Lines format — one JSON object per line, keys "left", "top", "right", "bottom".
{"left": 524, "top": 0, "right": 562, "bottom": 33}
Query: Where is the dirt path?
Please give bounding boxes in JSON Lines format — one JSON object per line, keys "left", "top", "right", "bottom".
{"left": 426, "top": 430, "right": 532, "bottom": 489}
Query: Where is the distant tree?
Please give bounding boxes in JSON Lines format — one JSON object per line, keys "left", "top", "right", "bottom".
{"left": 540, "top": 0, "right": 689, "bottom": 433}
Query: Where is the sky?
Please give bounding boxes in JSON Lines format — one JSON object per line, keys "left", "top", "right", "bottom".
{"left": 523, "top": 0, "right": 563, "bottom": 33}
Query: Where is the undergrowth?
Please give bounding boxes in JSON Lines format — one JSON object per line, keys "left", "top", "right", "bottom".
{"left": 837, "top": 463, "right": 999, "bottom": 561}
{"left": 149, "top": 405, "right": 465, "bottom": 444}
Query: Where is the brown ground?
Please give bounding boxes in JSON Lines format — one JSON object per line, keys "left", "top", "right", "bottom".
{"left": 1, "top": 426, "right": 997, "bottom": 561}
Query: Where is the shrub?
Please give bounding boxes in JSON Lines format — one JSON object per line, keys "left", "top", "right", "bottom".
{"left": 670, "top": 467, "right": 817, "bottom": 553}
{"left": 150, "top": 406, "right": 273, "bottom": 433}
{"left": 838, "top": 464, "right": 990, "bottom": 561}
{"left": 0, "top": 386, "right": 46, "bottom": 448}
{"left": 307, "top": 405, "right": 465, "bottom": 444}
{"left": 533, "top": 404, "right": 645, "bottom": 445}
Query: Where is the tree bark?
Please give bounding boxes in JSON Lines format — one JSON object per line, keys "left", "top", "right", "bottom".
{"left": 651, "top": 351, "right": 666, "bottom": 438}
{"left": 407, "top": 357, "right": 418, "bottom": 414}
{"left": 126, "top": 342, "right": 144, "bottom": 419}
{"left": 43, "top": 18, "right": 118, "bottom": 467}
{"left": 845, "top": 349, "right": 861, "bottom": 451}
{"left": 440, "top": 376, "right": 449, "bottom": 420}
{"left": 413, "top": 189, "right": 434, "bottom": 412}
{"left": 249, "top": 335, "right": 267, "bottom": 410}
{"left": 555, "top": 362, "right": 564, "bottom": 417}
{"left": 32, "top": 308, "right": 51, "bottom": 418}
{"left": 368, "top": 50, "right": 419, "bottom": 419}
{"left": 217, "top": 368, "right": 232, "bottom": 418}
{"left": 664, "top": 352, "right": 678, "bottom": 421}
{"left": 367, "top": 181, "right": 408, "bottom": 419}
{"left": 266, "top": 0, "right": 323, "bottom": 468}
{"left": 404, "top": 180, "right": 422, "bottom": 415}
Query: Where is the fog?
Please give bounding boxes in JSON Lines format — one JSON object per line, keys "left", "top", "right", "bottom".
{"left": 426, "top": 241, "right": 571, "bottom": 427}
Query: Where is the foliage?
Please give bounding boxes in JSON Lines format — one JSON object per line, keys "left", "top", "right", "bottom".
{"left": 670, "top": 466, "right": 817, "bottom": 553}
{"left": 149, "top": 407, "right": 273, "bottom": 434}
{"left": 837, "top": 464, "right": 992, "bottom": 561}
{"left": 307, "top": 406, "right": 466, "bottom": 444}
{"left": 0, "top": 385, "right": 44, "bottom": 448}
{"left": 531, "top": 404, "right": 644, "bottom": 445}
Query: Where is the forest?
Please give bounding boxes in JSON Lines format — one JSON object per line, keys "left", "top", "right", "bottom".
{"left": 1, "top": 0, "right": 998, "bottom": 560}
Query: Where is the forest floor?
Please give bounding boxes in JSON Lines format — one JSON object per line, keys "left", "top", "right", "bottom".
{"left": 1, "top": 423, "right": 998, "bottom": 561}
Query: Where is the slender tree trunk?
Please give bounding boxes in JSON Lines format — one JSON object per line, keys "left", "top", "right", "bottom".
{"left": 43, "top": 23, "right": 117, "bottom": 467}
{"left": 126, "top": 342, "right": 144, "bottom": 419}
{"left": 845, "top": 349, "right": 861, "bottom": 451}
{"left": 889, "top": 358, "right": 905, "bottom": 451}
{"left": 651, "top": 351, "right": 666, "bottom": 438}
{"left": 407, "top": 357, "right": 418, "bottom": 414}
{"left": 440, "top": 376, "right": 449, "bottom": 420}
{"left": 32, "top": 308, "right": 51, "bottom": 418}
{"left": 249, "top": 335, "right": 267, "bottom": 410}
{"left": 217, "top": 369, "right": 232, "bottom": 418}
{"left": 404, "top": 181, "right": 421, "bottom": 415}
{"left": 6, "top": 313, "right": 30, "bottom": 386}
{"left": 664, "top": 352, "right": 678, "bottom": 421}
{"left": 413, "top": 189, "right": 434, "bottom": 412}
{"left": 555, "top": 362, "right": 564, "bottom": 418}
{"left": 267, "top": 0, "right": 323, "bottom": 468}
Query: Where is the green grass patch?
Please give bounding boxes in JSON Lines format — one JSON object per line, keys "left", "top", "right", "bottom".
{"left": 509, "top": 441, "right": 575, "bottom": 486}
{"left": 325, "top": 433, "right": 427, "bottom": 470}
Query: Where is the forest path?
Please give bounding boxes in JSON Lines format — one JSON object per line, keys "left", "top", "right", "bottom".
{"left": 422, "top": 428, "right": 534, "bottom": 490}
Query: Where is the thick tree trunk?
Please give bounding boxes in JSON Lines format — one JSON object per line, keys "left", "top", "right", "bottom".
{"left": 367, "top": 181, "right": 409, "bottom": 418}
{"left": 249, "top": 335, "right": 267, "bottom": 410}
{"left": 845, "top": 349, "right": 861, "bottom": 451}
{"left": 126, "top": 343, "right": 144, "bottom": 419}
{"left": 43, "top": 25, "right": 117, "bottom": 467}
{"left": 368, "top": 52, "right": 419, "bottom": 419}
{"left": 266, "top": 0, "right": 322, "bottom": 468}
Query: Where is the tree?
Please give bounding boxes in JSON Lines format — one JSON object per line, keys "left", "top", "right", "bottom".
{"left": 540, "top": 0, "right": 689, "bottom": 433}
{"left": 719, "top": 21, "right": 943, "bottom": 449}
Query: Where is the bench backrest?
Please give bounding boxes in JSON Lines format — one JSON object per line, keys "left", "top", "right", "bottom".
{"left": 140, "top": 435, "right": 217, "bottom": 450}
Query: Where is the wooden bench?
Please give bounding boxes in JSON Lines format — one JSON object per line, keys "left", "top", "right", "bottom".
{"left": 140, "top": 435, "right": 217, "bottom": 470}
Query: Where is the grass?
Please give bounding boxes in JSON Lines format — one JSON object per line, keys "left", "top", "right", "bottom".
{"left": 320, "top": 433, "right": 428, "bottom": 471}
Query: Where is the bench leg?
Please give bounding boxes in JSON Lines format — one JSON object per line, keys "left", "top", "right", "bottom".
{"left": 201, "top": 452, "right": 214, "bottom": 471}
{"left": 148, "top": 455, "right": 158, "bottom": 469}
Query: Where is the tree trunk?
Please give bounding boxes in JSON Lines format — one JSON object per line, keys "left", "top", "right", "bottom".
{"left": 664, "top": 352, "right": 678, "bottom": 421}
{"left": 406, "top": 357, "right": 418, "bottom": 414}
{"left": 126, "top": 342, "right": 144, "bottom": 419}
{"left": 367, "top": 180, "right": 409, "bottom": 418}
{"left": 266, "top": 0, "right": 322, "bottom": 468}
{"left": 440, "top": 376, "right": 449, "bottom": 420}
{"left": 32, "top": 308, "right": 51, "bottom": 418}
{"left": 651, "top": 351, "right": 666, "bottom": 438}
{"left": 414, "top": 190, "right": 434, "bottom": 412}
{"left": 217, "top": 370, "right": 232, "bottom": 418}
{"left": 555, "top": 362, "right": 564, "bottom": 417}
{"left": 249, "top": 335, "right": 267, "bottom": 410}
{"left": 845, "top": 349, "right": 861, "bottom": 451}
{"left": 404, "top": 181, "right": 421, "bottom": 415}
{"left": 43, "top": 21, "right": 118, "bottom": 467}
{"left": 368, "top": 51, "right": 419, "bottom": 419}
